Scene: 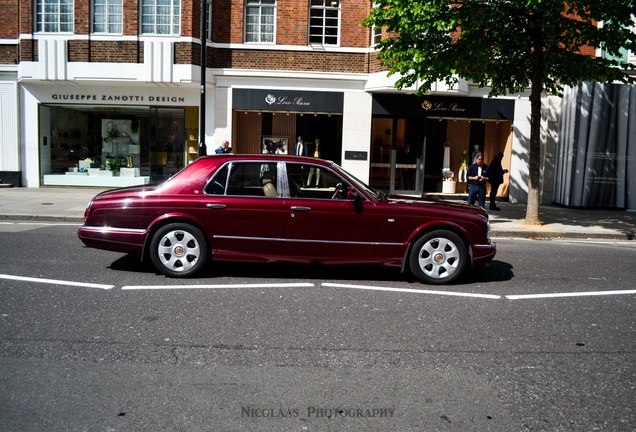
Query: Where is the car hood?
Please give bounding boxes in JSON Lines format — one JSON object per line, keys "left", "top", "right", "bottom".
{"left": 388, "top": 195, "right": 489, "bottom": 218}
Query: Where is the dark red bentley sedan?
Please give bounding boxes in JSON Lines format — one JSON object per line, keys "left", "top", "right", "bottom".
{"left": 78, "top": 154, "right": 495, "bottom": 284}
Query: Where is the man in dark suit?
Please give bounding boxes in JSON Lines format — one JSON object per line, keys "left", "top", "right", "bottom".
{"left": 467, "top": 153, "right": 488, "bottom": 208}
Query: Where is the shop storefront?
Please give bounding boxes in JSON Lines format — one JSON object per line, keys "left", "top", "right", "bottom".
{"left": 370, "top": 93, "right": 515, "bottom": 196}
{"left": 231, "top": 89, "right": 344, "bottom": 163}
{"left": 24, "top": 85, "right": 199, "bottom": 187}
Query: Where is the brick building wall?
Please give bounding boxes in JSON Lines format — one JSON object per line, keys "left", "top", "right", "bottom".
{"left": 212, "top": 47, "right": 370, "bottom": 73}
{"left": 0, "top": 0, "right": 19, "bottom": 38}
{"left": 212, "top": 0, "right": 373, "bottom": 48}
{"left": 1, "top": 0, "right": 385, "bottom": 73}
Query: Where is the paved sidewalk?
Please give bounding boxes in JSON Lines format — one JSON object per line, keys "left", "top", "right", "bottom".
{"left": 1, "top": 186, "right": 635, "bottom": 240}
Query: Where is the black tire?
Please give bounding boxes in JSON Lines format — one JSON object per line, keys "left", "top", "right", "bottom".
{"left": 409, "top": 230, "right": 467, "bottom": 285}
{"left": 149, "top": 223, "right": 208, "bottom": 277}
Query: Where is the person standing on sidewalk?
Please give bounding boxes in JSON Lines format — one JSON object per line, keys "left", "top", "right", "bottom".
{"left": 215, "top": 140, "right": 231, "bottom": 154}
{"left": 467, "top": 153, "right": 488, "bottom": 208}
{"left": 486, "top": 152, "right": 508, "bottom": 211}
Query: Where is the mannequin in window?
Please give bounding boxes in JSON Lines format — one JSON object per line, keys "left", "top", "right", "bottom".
{"left": 458, "top": 150, "right": 469, "bottom": 183}
{"left": 295, "top": 136, "right": 308, "bottom": 156}
{"left": 307, "top": 137, "right": 322, "bottom": 187}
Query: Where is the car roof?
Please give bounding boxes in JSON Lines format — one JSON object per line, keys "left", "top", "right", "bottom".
{"left": 201, "top": 153, "right": 336, "bottom": 166}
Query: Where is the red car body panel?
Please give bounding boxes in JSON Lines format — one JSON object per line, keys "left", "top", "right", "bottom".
{"left": 78, "top": 154, "right": 495, "bottom": 277}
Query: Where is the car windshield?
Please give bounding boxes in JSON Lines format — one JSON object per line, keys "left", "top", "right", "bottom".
{"left": 332, "top": 162, "right": 389, "bottom": 201}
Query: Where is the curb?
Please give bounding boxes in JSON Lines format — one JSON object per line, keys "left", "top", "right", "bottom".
{"left": 0, "top": 214, "right": 84, "bottom": 223}
{"left": 492, "top": 230, "right": 634, "bottom": 241}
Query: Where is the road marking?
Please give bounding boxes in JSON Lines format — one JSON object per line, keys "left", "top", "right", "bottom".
{"left": 122, "top": 282, "right": 315, "bottom": 290}
{"left": 0, "top": 274, "right": 113, "bottom": 290}
{"left": 322, "top": 283, "right": 502, "bottom": 299}
{"left": 506, "top": 289, "right": 636, "bottom": 300}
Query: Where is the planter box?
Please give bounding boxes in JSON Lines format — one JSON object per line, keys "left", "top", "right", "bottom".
{"left": 120, "top": 167, "right": 140, "bottom": 177}
{"left": 442, "top": 181, "right": 456, "bottom": 194}
{"left": 88, "top": 168, "right": 114, "bottom": 177}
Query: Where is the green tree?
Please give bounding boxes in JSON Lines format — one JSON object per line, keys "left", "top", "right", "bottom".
{"left": 364, "top": 0, "right": 636, "bottom": 224}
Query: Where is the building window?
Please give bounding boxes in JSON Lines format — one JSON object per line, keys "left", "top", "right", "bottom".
{"left": 206, "top": 0, "right": 213, "bottom": 41}
{"left": 372, "top": 26, "right": 382, "bottom": 46}
{"left": 141, "top": 0, "right": 181, "bottom": 35}
{"left": 309, "top": 0, "right": 340, "bottom": 46}
{"left": 92, "top": 0, "right": 123, "bottom": 34}
{"left": 245, "top": 0, "right": 275, "bottom": 43}
{"left": 371, "top": 3, "right": 382, "bottom": 46}
{"left": 36, "top": 0, "right": 74, "bottom": 33}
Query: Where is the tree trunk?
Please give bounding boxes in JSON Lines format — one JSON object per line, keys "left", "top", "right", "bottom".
{"left": 525, "top": 83, "right": 542, "bottom": 226}
{"left": 525, "top": 24, "right": 544, "bottom": 226}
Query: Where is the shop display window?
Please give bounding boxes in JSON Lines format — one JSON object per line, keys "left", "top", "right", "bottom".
{"left": 38, "top": 104, "right": 196, "bottom": 187}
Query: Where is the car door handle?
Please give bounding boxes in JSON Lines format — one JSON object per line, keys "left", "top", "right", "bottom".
{"left": 206, "top": 203, "right": 227, "bottom": 209}
{"left": 290, "top": 206, "right": 311, "bottom": 212}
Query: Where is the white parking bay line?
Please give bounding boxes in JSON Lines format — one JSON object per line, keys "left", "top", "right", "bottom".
{"left": 506, "top": 289, "right": 636, "bottom": 300}
{"left": 0, "top": 274, "right": 114, "bottom": 290}
{"left": 121, "top": 282, "right": 315, "bottom": 290}
{"left": 322, "top": 283, "right": 502, "bottom": 299}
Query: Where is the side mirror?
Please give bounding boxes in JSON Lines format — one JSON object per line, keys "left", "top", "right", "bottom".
{"left": 347, "top": 189, "right": 361, "bottom": 201}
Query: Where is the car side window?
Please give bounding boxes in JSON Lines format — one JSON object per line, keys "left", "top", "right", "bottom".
{"left": 286, "top": 163, "right": 351, "bottom": 199}
{"left": 205, "top": 164, "right": 229, "bottom": 195}
{"left": 206, "top": 162, "right": 278, "bottom": 197}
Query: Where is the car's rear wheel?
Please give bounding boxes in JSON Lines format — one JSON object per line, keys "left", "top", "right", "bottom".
{"left": 409, "top": 230, "right": 467, "bottom": 285}
{"left": 150, "top": 223, "right": 208, "bottom": 277}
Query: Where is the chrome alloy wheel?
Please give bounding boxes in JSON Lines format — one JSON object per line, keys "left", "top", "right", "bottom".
{"left": 157, "top": 229, "right": 201, "bottom": 272}
{"left": 417, "top": 237, "right": 461, "bottom": 280}
{"left": 150, "top": 223, "right": 208, "bottom": 277}
{"left": 409, "top": 230, "right": 467, "bottom": 285}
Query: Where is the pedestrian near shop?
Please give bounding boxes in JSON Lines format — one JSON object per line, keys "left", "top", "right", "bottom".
{"left": 215, "top": 140, "right": 231, "bottom": 154}
{"left": 486, "top": 152, "right": 508, "bottom": 211}
{"left": 467, "top": 153, "right": 488, "bottom": 208}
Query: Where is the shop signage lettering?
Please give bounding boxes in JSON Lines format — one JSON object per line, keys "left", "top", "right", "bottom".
{"left": 421, "top": 100, "right": 466, "bottom": 113}
{"left": 50, "top": 94, "right": 185, "bottom": 103}
{"left": 265, "top": 94, "right": 311, "bottom": 107}
{"left": 234, "top": 89, "right": 344, "bottom": 113}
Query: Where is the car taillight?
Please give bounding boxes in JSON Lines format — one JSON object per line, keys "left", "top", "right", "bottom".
{"left": 83, "top": 201, "right": 93, "bottom": 221}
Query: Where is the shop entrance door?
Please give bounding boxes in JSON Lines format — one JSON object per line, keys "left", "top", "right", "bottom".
{"left": 370, "top": 118, "right": 424, "bottom": 196}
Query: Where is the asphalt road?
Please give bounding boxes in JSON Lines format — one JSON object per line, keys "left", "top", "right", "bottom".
{"left": 1, "top": 222, "right": 635, "bottom": 431}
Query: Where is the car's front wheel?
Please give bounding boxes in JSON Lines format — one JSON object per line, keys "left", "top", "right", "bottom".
{"left": 409, "top": 230, "right": 467, "bottom": 285}
{"left": 150, "top": 223, "right": 208, "bottom": 277}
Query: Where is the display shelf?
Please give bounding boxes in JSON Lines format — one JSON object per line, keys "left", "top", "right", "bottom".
{"left": 43, "top": 174, "right": 150, "bottom": 187}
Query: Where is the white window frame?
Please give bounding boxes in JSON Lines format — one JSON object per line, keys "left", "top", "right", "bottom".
{"left": 244, "top": 0, "right": 276, "bottom": 44}
{"left": 35, "top": 0, "right": 74, "bottom": 33}
{"left": 92, "top": 0, "right": 123, "bottom": 34}
{"left": 141, "top": 0, "right": 181, "bottom": 35}
{"left": 309, "top": 0, "right": 341, "bottom": 46}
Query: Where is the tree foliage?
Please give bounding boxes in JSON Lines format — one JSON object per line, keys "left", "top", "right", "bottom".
{"left": 364, "top": 0, "right": 636, "bottom": 224}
